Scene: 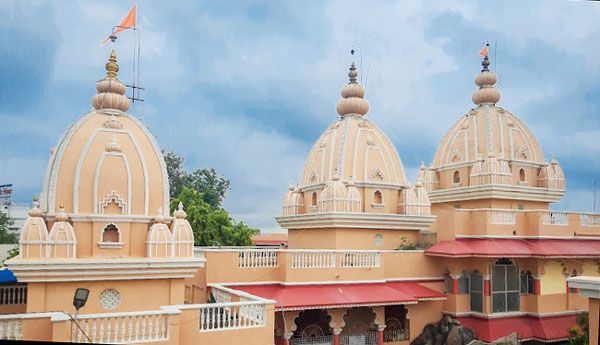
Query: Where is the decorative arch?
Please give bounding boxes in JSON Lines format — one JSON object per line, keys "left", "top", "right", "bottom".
{"left": 99, "top": 223, "right": 123, "bottom": 248}
{"left": 384, "top": 305, "right": 409, "bottom": 342}
{"left": 292, "top": 309, "right": 333, "bottom": 339}
{"left": 519, "top": 168, "right": 526, "bottom": 182}
{"left": 147, "top": 222, "right": 173, "bottom": 258}
{"left": 453, "top": 170, "right": 461, "bottom": 184}
{"left": 373, "top": 190, "right": 383, "bottom": 206}
{"left": 98, "top": 191, "right": 126, "bottom": 215}
{"left": 311, "top": 192, "right": 318, "bottom": 207}
{"left": 48, "top": 220, "right": 77, "bottom": 258}
{"left": 341, "top": 307, "right": 377, "bottom": 335}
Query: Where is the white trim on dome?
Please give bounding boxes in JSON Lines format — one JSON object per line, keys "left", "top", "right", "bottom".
{"left": 128, "top": 114, "right": 170, "bottom": 213}
{"left": 497, "top": 111, "right": 505, "bottom": 157}
{"left": 43, "top": 112, "right": 96, "bottom": 212}
{"left": 337, "top": 116, "right": 350, "bottom": 176}
{"left": 93, "top": 152, "right": 131, "bottom": 214}
{"left": 73, "top": 128, "right": 148, "bottom": 215}
{"left": 370, "top": 124, "right": 402, "bottom": 185}
{"left": 484, "top": 104, "right": 494, "bottom": 154}
{"left": 327, "top": 126, "right": 337, "bottom": 180}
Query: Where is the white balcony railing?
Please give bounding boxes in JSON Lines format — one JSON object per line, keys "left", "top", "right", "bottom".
{"left": 0, "top": 285, "right": 27, "bottom": 305}
{"left": 541, "top": 211, "right": 569, "bottom": 225}
{"left": 71, "top": 309, "right": 178, "bottom": 344}
{"left": 0, "top": 312, "right": 60, "bottom": 341}
{"left": 290, "top": 251, "right": 336, "bottom": 268}
{"left": 238, "top": 250, "right": 278, "bottom": 268}
{"left": 489, "top": 210, "right": 516, "bottom": 225}
{"left": 179, "top": 301, "right": 268, "bottom": 332}
{"left": 339, "top": 252, "right": 380, "bottom": 268}
{"left": 0, "top": 316, "right": 23, "bottom": 340}
{"left": 581, "top": 213, "right": 600, "bottom": 227}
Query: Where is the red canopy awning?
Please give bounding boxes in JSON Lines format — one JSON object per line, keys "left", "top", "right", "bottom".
{"left": 457, "top": 314, "right": 576, "bottom": 342}
{"left": 426, "top": 238, "right": 600, "bottom": 258}
{"left": 230, "top": 281, "right": 446, "bottom": 311}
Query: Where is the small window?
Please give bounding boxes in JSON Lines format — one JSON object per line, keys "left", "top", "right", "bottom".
{"left": 458, "top": 270, "right": 470, "bottom": 294}
{"left": 519, "top": 168, "right": 526, "bottom": 182}
{"left": 470, "top": 270, "right": 484, "bottom": 313}
{"left": 453, "top": 170, "right": 461, "bottom": 184}
{"left": 443, "top": 271, "right": 452, "bottom": 293}
{"left": 311, "top": 192, "right": 317, "bottom": 206}
{"left": 373, "top": 190, "right": 383, "bottom": 205}
{"left": 102, "top": 224, "right": 120, "bottom": 243}
{"left": 520, "top": 271, "right": 534, "bottom": 295}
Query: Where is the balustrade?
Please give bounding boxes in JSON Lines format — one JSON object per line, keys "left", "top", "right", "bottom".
{"left": 72, "top": 310, "right": 174, "bottom": 344}
{"left": 197, "top": 301, "right": 266, "bottom": 331}
{"left": 489, "top": 210, "right": 516, "bottom": 225}
{"left": 339, "top": 252, "right": 380, "bottom": 268}
{"left": 0, "top": 285, "right": 27, "bottom": 305}
{"left": 581, "top": 213, "right": 600, "bottom": 227}
{"left": 540, "top": 211, "right": 569, "bottom": 225}
{"left": 238, "top": 250, "right": 278, "bottom": 268}
{"left": 0, "top": 317, "right": 22, "bottom": 340}
{"left": 383, "top": 328, "right": 409, "bottom": 342}
{"left": 290, "top": 252, "right": 336, "bottom": 268}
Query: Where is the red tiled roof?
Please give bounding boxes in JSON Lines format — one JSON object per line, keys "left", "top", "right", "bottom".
{"left": 457, "top": 314, "right": 577, "bottom": 342}
{"left": 426, "top": 238, "right": 600, "bottom": 258}
{"left": 230, "top": 281, "right": 445, "bottom": 311}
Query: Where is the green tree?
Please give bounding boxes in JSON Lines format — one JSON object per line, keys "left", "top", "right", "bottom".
{"left": 0, "top": 210, "right": 17, "bottom": 244}
{"left": 163, "top": 150, "right": 230, "bottom": 210}
{"left": 171, "top": 188, "right": 255, "bottom": 246}
{"left": 568, "top": 312, "right": 589, "bottom": 345}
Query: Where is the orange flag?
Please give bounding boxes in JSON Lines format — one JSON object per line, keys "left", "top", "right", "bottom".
{"left": 101, "top": 4, "right": 137, "bottom": 46}
{"left": 478, "top": 44, "right": 489, "bottom": 57}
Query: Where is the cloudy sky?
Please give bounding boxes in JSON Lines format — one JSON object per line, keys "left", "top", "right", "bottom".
{"left": 1, "top": 0, "right": 599, "bottom": 231}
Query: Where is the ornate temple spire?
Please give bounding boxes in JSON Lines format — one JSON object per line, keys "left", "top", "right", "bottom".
{"left": 472, "top": 44, "right": 501, "bottom": 106}
{"left": 92, "top": 50, "right": 130, "bottom": 113}
{"left": 336, "top": 59, "right": 369, "bottom": 117}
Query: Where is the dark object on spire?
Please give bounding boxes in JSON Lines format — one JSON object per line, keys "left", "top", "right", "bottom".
{"left": 351, "top": 49, "right": 355, "bottom": 55}
{"left": 348, "top": 62, "right": 358, "bottom": 84}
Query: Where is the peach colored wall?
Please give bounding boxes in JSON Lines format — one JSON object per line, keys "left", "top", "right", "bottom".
{"left": 0, "top": 303, "right": 26, "bottom": 314}
{"left": 22, "top": 318, "right": 53, "bottom": 341}
{"left": 407, "top": 301, "right": 445, "bottom": 342}
{"left": 26, "top": 279, "right": 184, "bottom": 315}
{"left": 289, "top": 228, "right": 420, "bottom": 250}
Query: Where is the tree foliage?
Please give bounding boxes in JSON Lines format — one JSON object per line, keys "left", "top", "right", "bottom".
{"left": 0, "top": 210, "right": 17, "bottom": 244}
{"left": 568, "top": 312, "right": 589, "bottom": 345}
{"left": 170, "top": 188, "right": 255, "bottom": 246}
{"left": 163, "top": 150, "right": 230, "bottom": 210}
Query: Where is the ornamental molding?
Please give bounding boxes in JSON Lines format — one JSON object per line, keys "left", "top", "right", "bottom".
{"left": 427, "top": 184, "right": 565, "bottom": 204}
{"left": 276, "top": 212, "right": 436, "bottom": 230}
{"left": 97, "top": 191, "right": 127, "bottom": 215}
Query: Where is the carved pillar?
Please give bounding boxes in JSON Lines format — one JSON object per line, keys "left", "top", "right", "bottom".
{"left": 377, "top": 324, "right": 386, "bottom": 345}
{"left": 533, "top": 276, "right": 541, "bottom": 295}
{"left": 333, "top": 328, "right": 342, "bottom": 345}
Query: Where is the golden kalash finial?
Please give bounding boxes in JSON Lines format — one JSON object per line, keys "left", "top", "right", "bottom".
{"left": 33, "top": 194, "right": 38, "bottom": 202}
{"left": 105, "top": 50, "right": 120, "bottom": 79}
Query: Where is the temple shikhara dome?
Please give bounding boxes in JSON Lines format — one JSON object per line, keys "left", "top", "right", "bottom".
{"left": 8, "top": 50, "right": 202, "bottom": 317}
{"left": 277, "top": 60, "right": 434, "bottom": 250}
{"left": 424, "top": 53, "right": 565, "bottom": 203}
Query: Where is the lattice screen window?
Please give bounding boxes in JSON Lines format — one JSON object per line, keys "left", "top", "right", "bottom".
{"left": 99, "top": 289, "right": 121, "bottom": 310}
{"left": 492, "top": 259, "right": 520, "bottom": 313}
